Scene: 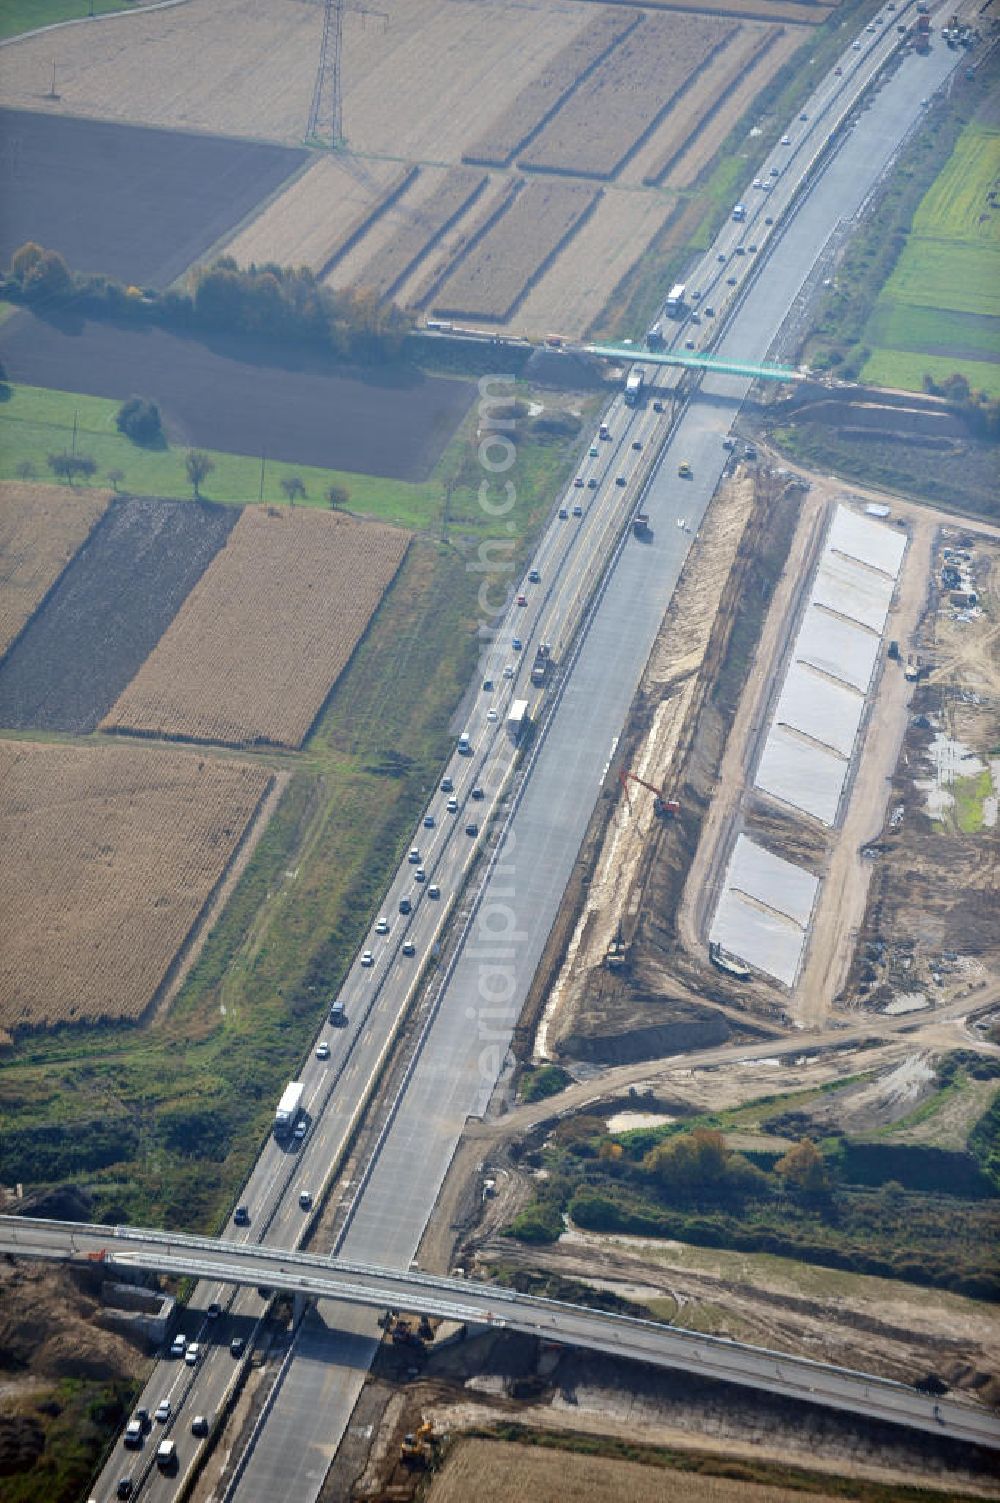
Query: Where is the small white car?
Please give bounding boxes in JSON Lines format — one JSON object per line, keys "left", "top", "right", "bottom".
{"left": 375, "top": 917, "right": 389, "bottom": 934}
{"left": 503, "top": 665, "right": 514, "bottom": 680}
{"left": 487, "top": 708, "right": 498, "bottom": 723}
{"left": 184, "top": 1343, "right": 201, "bottom": 1367}
{"left": 408, "top": 847, "right": 420, "bottom": 863}
{"left": 315, "top": 1041, "right": 330, "bottom": 1060}
{"left": 155, "top": 1401, "right": 171, "bottom": 1423}
{"left": 361, "top": 950, "right": 374, "bottom": 967}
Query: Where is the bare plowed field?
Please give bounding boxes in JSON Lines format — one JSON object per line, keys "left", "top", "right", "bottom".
{"left": 431, "top": 181, "right": 601, "bottom": 323}
{"left": 518, "top": 12, "right": 735, "bottom": 180}
{"left": 327, "top": 167, "right": 488, "bottom": 299}
{"left": 0, "top": 739, "right": 273, "bottom": 1034}
{"left": 103, "top": 506, "right": 409, "bottom": 749}
{"left": 0, "top": 482, "right": 109, "bottom": 659}
{"left": 0, "top": 108, "right": 305, "bottom": 289}
{"left": 462, "top": 7, "right": 640, "bottom": 167}
{"left": 224, "top": 156, "right": 408, "bottom": 276}
{"left": 0, "top": 494, "right": 237, "bottom": 735}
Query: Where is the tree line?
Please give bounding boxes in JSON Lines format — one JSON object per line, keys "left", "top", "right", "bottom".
{"left": 3, "top": 242, "right": 413, "bottom": 362}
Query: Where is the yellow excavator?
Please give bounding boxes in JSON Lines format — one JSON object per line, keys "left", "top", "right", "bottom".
{"left": 400, "top": 1420, "right": 436, "bottom": 1467}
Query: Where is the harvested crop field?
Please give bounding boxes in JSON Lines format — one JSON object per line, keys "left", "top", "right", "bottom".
{"left": 519, "top": 12, "right": 735, "bottom": 180}
{"left": 427, "top": 1439, "right": 848, "bottom": 1503}
{"left": 1, "top": 312, "right": 476, "bottom": 480}
{"left": 431, "top": 181, "right": 601, "bottom": 322}
{"left": 462, "top": 7, "right": 640, "bottom": 167}
{"left": 0, "top": 481, "right": 109, "bottom": 658}
{"left": 103, "top": 506, "right": 409, "bottom": 749}
{"left": 589, "top": 0, "right": 838, "bottom": 19}
{"left": 0, "top": 108, "right": 305, "bottom": 288}
{"left": 223, "top": 154, "right": 406, "bottom": 274}
{"left": 326, "top": 166, "right": 489, "bottom": 298}
{"left": 0, "top": 493, "right": 237, "bottom": 734}
{"left": 0, "top": 738, "right": 273, "bottom": 1034}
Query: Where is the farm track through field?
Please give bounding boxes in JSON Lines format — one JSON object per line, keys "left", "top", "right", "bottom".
{"left": 317, "top": 165, "right": 420, "bottom": 281}
{"left": 0, "top": 481, "right": 109, "bottom": 659}
{"left": 0, "top": 493, "right": 237, "bottom": 734}
{"left": 570, "top": 0, "right": 837, "bottom": 22}
{"left": 102, "top": 506, "right": 410, "bottom": 750}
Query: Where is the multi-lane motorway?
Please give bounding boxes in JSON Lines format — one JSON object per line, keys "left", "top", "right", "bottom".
{"left": 6, "top": 1217, "right": 999, "bottom": 1456}
{"left": 80, "top": 9, "right": 979, "bottom": 1501}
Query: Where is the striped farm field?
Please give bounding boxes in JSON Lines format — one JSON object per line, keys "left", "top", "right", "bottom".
{"left": 462, "top": 7, "right": 640, "bottom": 167}
{"left": 518, "top": 12, "right": 735, "bottom": 180}
{"left": 431, "top": 180, "right": 601, "bottom": 322}
{"left": 0, "top": 481, "right": 110, "bottom": 658}
{"left": 103, "top": 505, "right": 409, "bottom": 749}
{"left": 912, "top": 125, "right": 1000, "bottom": 243}
{"left": 0, "top": 739, "right": 273, "bottom": 1035}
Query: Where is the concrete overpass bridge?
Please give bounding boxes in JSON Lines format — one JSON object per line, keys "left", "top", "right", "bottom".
{"left": 3, "top": 1216, "right": 998, "bottom": 1453}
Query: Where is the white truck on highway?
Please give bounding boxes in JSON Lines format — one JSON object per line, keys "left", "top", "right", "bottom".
{"left": 274, "top": 1081, "right": 305, "bottom": 1138}
{"left": 624, "top": 369, "right": 644, "bottom": 406}
{"left": 507, "top": 699, "right": 530, "bottom": 742}
{"left": 665, "top": 283, "right": 686, "bottom": 318}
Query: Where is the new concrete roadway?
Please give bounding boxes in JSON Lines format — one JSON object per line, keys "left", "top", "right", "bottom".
{"left": 5, "top": 1217, "right": 998, "bottom": 1455}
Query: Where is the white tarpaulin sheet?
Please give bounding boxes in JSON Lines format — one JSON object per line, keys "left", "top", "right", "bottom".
{"left": 828, "top": 504, "right": 906, "bottom": 578}
{"left": 711, "top": 890, "right": 808, "bottom": 987}
{"left": 774, "top": 661, "right": 865, "bottom": 758}
{"left": 793, "top": 605, "right": 881, "bottom": 694}
{"left": 812, "top": 549, "right": 895, "bottom": 633}
{"left": 725, "top": 832, "right": 820, "bottom": 927}
{"left": 755, "top": 724, "right": 848, "bottom": 826}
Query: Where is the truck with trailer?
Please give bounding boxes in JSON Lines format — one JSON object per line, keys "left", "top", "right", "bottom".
{"left": 274, "top": 1081, "right": 305, "bottom": 1138}
{"left": 530, "top": 643, "right": 552, "bottom": 686}
{"left": 507, "top": 698, "right": 530, "bottom": 742}
{"left": 665, "top": 283, "right": 686, "bottom": 318}
{"left": 624, "top": 369, "right": 645, "bottom": 406}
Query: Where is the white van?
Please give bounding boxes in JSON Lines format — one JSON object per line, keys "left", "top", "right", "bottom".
{"left": 156, "top": 1440, "right": 177, "bottom": 1470}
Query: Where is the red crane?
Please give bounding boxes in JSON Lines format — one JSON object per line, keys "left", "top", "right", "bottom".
{"left": 618, "top": 767, "right": 680, "bottom": 818}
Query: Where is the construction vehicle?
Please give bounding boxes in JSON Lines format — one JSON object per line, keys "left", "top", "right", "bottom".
{"left": 709, "top": 940, "right": 750, "bottom": 982}
{"left": 904, "top": 652, "right": 923, "bottom": 682}
{"left": 605, "top": 920, "right": 629, "bottom": 971}
{"left": 530, "top": 642, "right": 552, "bottom": 685}
{"left": 632, "top": 511, "right": 650, "bottom": 537}
{"left": 619, "top": 767, "right": 680, "bottom": 818}
{"left": 400, "top": 1420, "right": 437, "bottom": 1467}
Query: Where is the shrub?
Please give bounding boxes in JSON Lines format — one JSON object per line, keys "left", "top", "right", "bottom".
{"left": 519, "top": 1064, "right": 571, "bottom": 1103}
{"left": 115, "top": 396, "right": 163, "bottom": 446}
{"left": 507, "top": 1200, "right": 563, "bottom": 1243}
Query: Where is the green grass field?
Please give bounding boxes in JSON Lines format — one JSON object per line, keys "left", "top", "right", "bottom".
{"left": 878, "top": 237, "right": 1000, "bottom": 319}
{"left": 864, "top": 301, "right": 1000, "bottom": 361}
{"left": 0, "top": 380, "right": 586, "bottom": 538}
{"left": 913, "top": 126, "right": 1000, "bottom": 243}
{"left": 861, "top": 122, "right": 1000, "bottom": 397}
{"left": 861, "top": 348, "right": 1000, "bottom": 400}
{"left": 0, "top": 0, "right": 143, "bottom": 41}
